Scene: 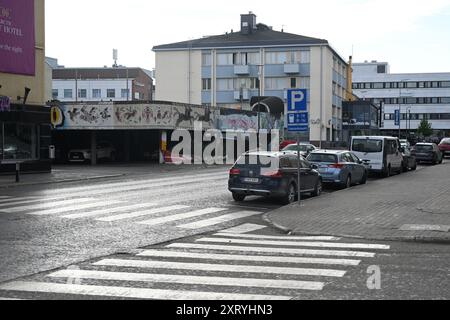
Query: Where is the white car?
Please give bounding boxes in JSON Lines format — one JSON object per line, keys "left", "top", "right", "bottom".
{"left": 68, "top": 142, "right": 116, "bottom": 162}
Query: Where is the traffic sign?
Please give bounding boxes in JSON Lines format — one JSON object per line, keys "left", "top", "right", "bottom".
{"left": 287, "top": 112, "right": 309, "bottom": 132}
{"left": 287, "top": 89, "right": 307, "bottom": 112}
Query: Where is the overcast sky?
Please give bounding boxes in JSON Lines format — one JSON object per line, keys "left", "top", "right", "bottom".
{"left": 45, "top": 0, "right": 450, "bottom": 74}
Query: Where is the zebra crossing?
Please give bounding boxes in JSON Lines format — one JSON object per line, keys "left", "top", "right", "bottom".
{"left": 0, "top": 224, "right": 391, "bottom": 300}
{"left": 0, "top": 171, "right": 263, "bottom": 231}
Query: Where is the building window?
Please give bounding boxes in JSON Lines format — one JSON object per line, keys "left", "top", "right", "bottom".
{"left": 406, "top": 82, "right": 417, "bottom": 88}
{"left": 202, "top": 78, "right": 212, "bottom": 90}
{"left": 233, "top": 77, "right": 259, "bottom": 90}
{"left": 78, "top": 89, "right": 87, "bottom": 99}
{"left": 373, "top": 83, "right": 384, "bottom": 89}
{"left": 440, "top": 81, "right": 450, "bottom": 88}
{"left": 2, "top": 123, "right": 38, "bottom": 160}
{"left": 290, "top": 78, "right": 297, "bottom": 88}
{"left": 217, "top": 78, "right": 234, "bottom": 91}
{"left": 441, "top": 97, "right": 450, "bottom": 103}
{"left": 202, "top": 53, "right": 211, "bottom": 66}
{"left": 217, "top": 53, "right": 233, "bottom": 65}
{"left": 431, "top": 81, "right": 439, "bottom": 88}
{"left": 265, "top": 51, "right": 288, "bottom": 64}
{"left": 107, "top": 89, "right": 116, "bottom": 98}
{"left": 52, "top": 89, "right": 58, "bottom": 99}
{"left": 63, "top": 89, "right": 73, "bottom": 99}
{"left": 377, "top": 65, "right": 386, "bottom": 74}
{"left": 247, "top": 52, "right": 260, "bottom": 65}
{"left": 265, "top": 77, "right": 288, "bottom": 90}
{"left": 121, "top": 89, "right": 130, "bottom": 99}
{"left": 92, "top": 89, "right": 101, "bottom": 99}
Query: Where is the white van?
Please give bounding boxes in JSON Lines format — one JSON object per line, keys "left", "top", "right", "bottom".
{"left": 351, "top": 136, "right": 404, "bottom": 177}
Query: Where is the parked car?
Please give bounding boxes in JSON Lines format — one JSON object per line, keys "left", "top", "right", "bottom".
{"left": 351, "top": 136, "right": 404, "bottom": 177}
{"left": 438, "top": 138, "right": 450, "bottom": 158}
{"left": 282, "top": 143, "right": 317, "bottom": 157}
{"left": 399, "top": 140, "right": 417, "bottom": 172}
{"left": 279, "top": 140, "right": 297, "bottom": 150}
{"left": 307, "top": 150, "right": 368, "bottom": 188}
{"left": 411, "top": 143, "right": 443, "bottom": 165}
{"left": 68, "top": 142, "right": 116, "bottom": 163}
{"left": 228, "top": 151, "right": 322, "bottom": 205}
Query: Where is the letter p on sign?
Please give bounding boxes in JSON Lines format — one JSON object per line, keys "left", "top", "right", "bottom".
{"left": 288, "top": 89, "right": 307, "bottom": 112}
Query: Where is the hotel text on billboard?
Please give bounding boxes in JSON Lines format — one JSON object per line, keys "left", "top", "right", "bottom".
{"left": 0, "top": 0, "right": 35, "bottom": 76}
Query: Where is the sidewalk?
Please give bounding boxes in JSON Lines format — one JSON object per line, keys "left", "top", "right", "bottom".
{"left": 265, "top": 162, "right": 450, "bottom": 243}
{"left": 0, "top": 163, "right": 229, "bottom": 189}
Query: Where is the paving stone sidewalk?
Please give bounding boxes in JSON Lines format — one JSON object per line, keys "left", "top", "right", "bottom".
{"left": 265, "top": 162, "right": 450, "bottom": 243}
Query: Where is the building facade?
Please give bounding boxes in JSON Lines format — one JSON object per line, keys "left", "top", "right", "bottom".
{"left": 352, "top": 61, "right": 450, "bottom": 140}
{"left": 52, "top": 67, "right": 154, "bottom": 103}
{"left": 0, "top": 0, "right": 51, "bottom": 173}
{"left": 153, "top": 12, "right": 348, "bottom": 145}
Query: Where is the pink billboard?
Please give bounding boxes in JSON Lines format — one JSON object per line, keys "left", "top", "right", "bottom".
{"left": 0, "top": 0, "right": 35, "bottom": 76}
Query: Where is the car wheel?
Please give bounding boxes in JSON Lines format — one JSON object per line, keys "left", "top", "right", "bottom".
{"left": 281, "top": 183, "right": 296, "bottom": 205}
{"left": 232, "top": 193, "right": 246, "bottom": 202}
{"left": 343, "top": 175, "right": 351, "bottom": 189}
{"left": 312, "top": 179, "right": 322, "bottom": 197}
{"left": 360, "top": 171, "right": 368, "bottom": 184}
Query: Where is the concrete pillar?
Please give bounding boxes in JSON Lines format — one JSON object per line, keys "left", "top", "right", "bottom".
{"left": 160, "top": 130, "right": 167, "bottom": 164}
{"left": 90, "top": 130, "right": 97, "bottom": 166}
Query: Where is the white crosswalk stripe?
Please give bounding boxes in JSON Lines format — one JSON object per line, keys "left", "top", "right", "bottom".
{"left": 61, "top": 203, "right": 160, "bottom": 219}
{"left": 220, "top": 223, "right": 267, "bottom": 234}
{"left": 137, "top": 249, "right": 361, "bottom": 266}
{"left": 196, "top": 237, "right": 391, "bottom": 250}
{"left": 29, "top": 200, "right": 125, "bottom": 216}
{"left": 0, "top": 197, "right": 48, "bottom": 208}
{"left": 0, "top": 198, "right": 97, "bottom": 213}
{"left": 48, "top": 269, "right": 325, "bottom": 291}
{"left": 177, "top": 211, "right": 263, "bottom": 229}
{"left": 167, "top": 243, "right": 377, "bottom": 258}
{"left": 0, "top": 196, "right": 12, "bottom": 199}
{"left": 215, "top": 232, "right": 341, "bottom": 241}
{"left": 0, "top": 281, "right": 289, "bottom": 300}
{"left": 95, "top": 205, "right": 191, "bottom": 222}
{"left": 137, "top": 207, "right": 228, "bottom": 226}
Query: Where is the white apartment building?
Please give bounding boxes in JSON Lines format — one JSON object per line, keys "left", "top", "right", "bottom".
{"left": 353, "top": 61, "right": 450, "bottom": 139}
{"left": 153, "top": 12, "right": 349, "bottom": 145}
{"left": 52, "top": 67, "right": 154, "bottom": 102}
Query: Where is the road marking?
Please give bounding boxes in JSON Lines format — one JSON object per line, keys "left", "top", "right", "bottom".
{"left": 48, "top": 269, "right": 324, "bottom": 291}
{"left": 167, "top": 243, "right": 376, "bottom": 258}
{"left": 1, "top": 198, "right": 97, "bottom": 213}
{"left": 137, "top": 208, "right": 228, "bottom": 226}
{"left": 0, "top": 281, "right": 290, "bottom": 300}
{"left": 96, "top": 205, "right": 190, "bottom": 222}
{"left": 29, "top": 200, "right": 125, "bottom": 216}
{"left": 61, "top": 203, "right": 160, "bottom": 219}
{"left": 94, "top": 259, "right": 347, "bottom": 277}
{"left": 177, "top": 211, "right": 263, "bottom": 229}
{"left": 197, "top": 237, "right": 391, "bottom": 250}
{"left": 220, "top": 224, "right": 267, "bottom": 234}
{"left": 214, "top": 232, "right": 341, "bottom": 241}
{"left": 137, "top": 249, "right": 361, "bottom": 266}
{"left": 0, "top": 197, "right": 47, "bottom": 207}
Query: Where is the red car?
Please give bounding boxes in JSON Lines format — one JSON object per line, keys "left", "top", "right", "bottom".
{"left": 438, "top": 138, "right": 450, "bottom": 157}
{"left": 279, "top": 140, "right": 297, "bottom": 150}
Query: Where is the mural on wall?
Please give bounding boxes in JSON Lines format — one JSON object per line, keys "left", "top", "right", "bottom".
{"left": 64, "top": 104, "right": 114, "bottom": 127}
{"left": 217, "top": 109, "right": 284, "bottom": 132}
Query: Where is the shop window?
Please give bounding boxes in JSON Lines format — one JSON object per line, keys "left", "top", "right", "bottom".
{"left": 3, "top": 123, "right": 38, "bottom": 160}
{"left": 107, "top": 89, "right": 116, "bottom": 98}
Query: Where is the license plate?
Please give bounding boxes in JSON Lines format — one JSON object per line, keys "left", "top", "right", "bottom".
{"left": 243, "top": 178, "right": 259, "bottom": 183}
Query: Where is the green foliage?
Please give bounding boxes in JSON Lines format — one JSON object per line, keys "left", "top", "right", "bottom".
{"left": 417, "top": 119, "right": 433, "bottom": 137}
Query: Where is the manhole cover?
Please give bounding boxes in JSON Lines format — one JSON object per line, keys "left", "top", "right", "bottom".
{"left": 399, "top": 224, "right": 450, "bottom": 232}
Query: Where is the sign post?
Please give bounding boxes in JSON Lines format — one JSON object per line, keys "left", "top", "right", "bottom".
{"left": 287, "top": 89, "right": 309, "bottom": 206}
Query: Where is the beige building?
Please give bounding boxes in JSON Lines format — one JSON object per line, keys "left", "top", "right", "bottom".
{"left": 153, "top": 12, "right": 348, "bottom": 145}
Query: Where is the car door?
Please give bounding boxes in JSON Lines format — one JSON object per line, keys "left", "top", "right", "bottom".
{"left": 348, "top": 152, "right": 365, "bottom": 181}
{"left": 300, "top": 159, "right": 316, "bottom": 191}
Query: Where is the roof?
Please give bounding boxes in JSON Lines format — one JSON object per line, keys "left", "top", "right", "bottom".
{"left": 52, "top": 68, "right": 150, "bottom": 80}
{"left": 153, "top": 27, "right": 328, "bottom": 51}
{"left": 310, "top": 149, "right": 347, "bottom": 154}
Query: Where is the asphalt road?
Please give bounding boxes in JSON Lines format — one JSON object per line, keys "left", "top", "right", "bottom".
{"left": 0, "top": 163, "right": 448, "bottom": 300}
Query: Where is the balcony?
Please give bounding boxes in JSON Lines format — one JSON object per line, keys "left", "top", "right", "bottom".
{"left": 284, "top": 63, "right": 300, "bottom": 74}
{"left": 234, "top": 65, "right": 250, "bottom": 75}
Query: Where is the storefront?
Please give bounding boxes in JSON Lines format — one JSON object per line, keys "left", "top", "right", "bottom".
{"left": 0, "top": 103, "right": 51, "bottom": 174}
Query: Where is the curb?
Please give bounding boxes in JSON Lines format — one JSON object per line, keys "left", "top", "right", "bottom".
{"left": 0, "top": 174, "right": 125, "bottom": 189}
{"left": 262, "top": 212, "right": 450, "bottom": 244}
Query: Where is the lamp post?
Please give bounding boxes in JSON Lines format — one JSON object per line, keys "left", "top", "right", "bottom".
{"left": 406, "top": 106, "right": 412, "bottom": 140}
{"left": 398, "top": 79, "right": 410, "bottom": 139}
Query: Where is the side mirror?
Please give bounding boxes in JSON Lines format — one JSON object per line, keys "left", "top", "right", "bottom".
{"left": 399, "top": 147, "right": 405, "bottom": 153}
{"left": 358, "top": 160, "right": 363, "bottom": 164}
{"left": 311, "top": 164, "right": 319, "bottom": 170}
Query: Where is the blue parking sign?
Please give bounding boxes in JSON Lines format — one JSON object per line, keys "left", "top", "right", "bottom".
{"left": 287, "top": 112, "right": 309, "bottom": 132}
{"left": 288, "top": 89, "right": 307, "bottom": 112}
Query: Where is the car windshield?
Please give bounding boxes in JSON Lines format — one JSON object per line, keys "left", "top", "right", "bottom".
{"left": 307, "top": 153, "right": 338, "bottom": 163}
{"left": 440, "top": 138, "right": 450, "bottom": 145}
{"left": 415, "top": 145, "right": 433, "bottom": 152}
{"left": 235, "top": 155, "right": 278, "bottom": 168}
{"left": 352, "top": 139, "right": 383, "bottom": 153}
{"left": 283, "top": 144, "right": 309, "bottom": 152}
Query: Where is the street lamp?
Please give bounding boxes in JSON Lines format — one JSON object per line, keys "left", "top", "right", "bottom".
{"left": 406, "top": 106, "right": 412, "bottom": 140}
{"left": 398, "top": 78, "right": 410, "bottom": 139}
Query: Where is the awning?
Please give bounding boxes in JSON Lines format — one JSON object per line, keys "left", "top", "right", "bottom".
{"left": 250, "top": 96, "right": 284, "bottom": 116}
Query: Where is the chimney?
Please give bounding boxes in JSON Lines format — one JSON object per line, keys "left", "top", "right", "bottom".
{"left": 240, "top": 12, "right": 257, "bottom": 35}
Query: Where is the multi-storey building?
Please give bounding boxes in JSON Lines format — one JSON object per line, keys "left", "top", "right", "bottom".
{"left": 0, "top": 0, "right": 52, "bottom": 173}
{"left": 352, "top": 61, "right": 450, "bottom": 140}
{"left": 52, "top": 67, "right": 154, "bottom": 102}
{"left": 153, "top": 12, "right": 348, "bottom": 145}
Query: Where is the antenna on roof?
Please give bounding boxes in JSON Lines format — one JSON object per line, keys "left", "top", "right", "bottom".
{"left": 113, "top": 49, "right": 118, "bottom": 68}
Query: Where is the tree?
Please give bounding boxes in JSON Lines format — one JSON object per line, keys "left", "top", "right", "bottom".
{"left": 417, "top": 118, "right": 433, "bottom": 138}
